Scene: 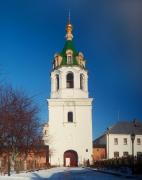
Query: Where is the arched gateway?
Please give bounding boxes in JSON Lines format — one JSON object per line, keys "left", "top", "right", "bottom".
{"left": 64, "top": 150, "right": 78, "bottom": 167}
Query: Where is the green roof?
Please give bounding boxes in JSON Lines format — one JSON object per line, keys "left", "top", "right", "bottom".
{"left": 60, "top": 40, "right": 78, "bottom": 65}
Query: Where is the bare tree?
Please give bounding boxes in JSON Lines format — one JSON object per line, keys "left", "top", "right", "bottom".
{"left": 0, "top": 85, "right": 42, "bottom": 175}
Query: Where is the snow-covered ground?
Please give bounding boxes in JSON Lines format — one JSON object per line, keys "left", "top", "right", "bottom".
{"left": 0, "top": 167, "right": 139, "bottom": 180}
{"left": 0, "top": 167, "right": 66, "bottom": 180}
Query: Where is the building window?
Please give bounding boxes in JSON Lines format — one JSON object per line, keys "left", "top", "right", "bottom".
{"left": 114, "top": 138, "right": 118, "bottom": 145}
{"left": 124, "top": 138, "right": 127, "bottom": 145}
{"left": 114, "top": 152, "right": 119, "bottom": 158}
{"left": 56, "top": 74, "right": 59, "bottom": 90}
{"left": 123, "top": 152, "right": 129, "bottom": 157}
{"left": 137, "top": 152, "right": 142, "bottom": 158}
{"left": 86, "top": 149, "right": 88, "bottom": 152}
{"left": 80, "top": 74, "right": 84, "bottom": 90}
{"left": 137, "top": 138, "right": 141, "bottom": 145}
{"left": 67, "top": 73, "right": 74, "bottom": 88}
{"left": 67, "top": 55, "right": 72, "bottom": 64}
{"left": 44, "top": 130, "right": 47, "bottom": 135}
{"left": 68, "top": 112, "right": 73, "bottom": 123}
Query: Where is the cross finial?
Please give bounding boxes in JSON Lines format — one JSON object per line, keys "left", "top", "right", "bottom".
{"left": 68, "top": 10, "right": 71, "bottom": 24}
{"left": 66, "top": 10, "right": 73, "bottom": 40}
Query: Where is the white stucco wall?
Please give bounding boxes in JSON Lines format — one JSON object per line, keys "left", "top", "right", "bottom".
{"left": 43, "top": 65, "right": 93, "bottom": 166}
{"left": 106, "top": 134, "right": 142, "bottom": 159}
{"left": 51, "top": 66, "right": 88, "bottom": 99}
{"left": 47, "top": 98, "right": 93, "bottom": 166}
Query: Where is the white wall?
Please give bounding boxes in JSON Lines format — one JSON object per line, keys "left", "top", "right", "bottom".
{"left": 106, "top": 134, "right": 142, "bottom": 159}
{"left": 51, "top": 66, "right": 88, "bottom": 99}
{"left": 43, "top": 64, "right": 93, "bottom": 166}
{"left": 47, "top": 98, "right": 93, "bottom": 166}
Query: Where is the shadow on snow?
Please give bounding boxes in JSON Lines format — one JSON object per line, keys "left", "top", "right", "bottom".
{"left": 29, "top": 168, "right": 139, "bottom": 180}
{"left": 30, "top": 168, "right": 93, "bottom": 180}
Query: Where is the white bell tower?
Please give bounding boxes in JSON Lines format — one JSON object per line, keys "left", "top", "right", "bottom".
{"left": 44, "top": 19, "right": 93, "bottom": 166}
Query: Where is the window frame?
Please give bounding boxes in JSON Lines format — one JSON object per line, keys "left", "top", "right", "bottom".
{"left": 66, "top": 72, "right": 74, "bottom": 88}
{"left": 137, "top": 138, "right": 141, "bottom": 145}
{"left": 123, "top": 138, "right": 127, "bottom": 145}
{"left": 67, "top": 55, "right": 73, "bottom": 64}
{"left": 137, "top": 152, "right": 142, "bottom": 157}
{"left": 114, "top": 151, "right": 119, "bottom": 158}
{"left": 68, "top": 112, "right": 73, "bottom": 123}
{"left": 80, "top": 74, "right": 84, "bottom": 90}
{"left": 56, "top": 74, "right": 59, "bottom": 91}
{"left": 123, "top": 151, "right": 129, "bottom": 157}
{"left": 114, "top": 138, "right": 118, "bottom": 145}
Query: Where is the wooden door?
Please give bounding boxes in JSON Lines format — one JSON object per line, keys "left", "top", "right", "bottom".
{"left": 64, "top": 150, "right": 78, "bottom": 167}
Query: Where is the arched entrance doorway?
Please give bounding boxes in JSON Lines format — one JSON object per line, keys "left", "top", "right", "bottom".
{"left": 64, "top": 150, "right": 78, "bottom": 167}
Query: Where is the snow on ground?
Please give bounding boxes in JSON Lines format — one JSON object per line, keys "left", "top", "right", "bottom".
{"left": 0, "top": 167, "right": 67, "bottom": 180}
{"left": 0, "top": 167, "right": 139, "bottom": 180}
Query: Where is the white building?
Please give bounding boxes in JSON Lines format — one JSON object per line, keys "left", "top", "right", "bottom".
{"left": 43, "top": 20, "right": 93, "bottom": 166}
{"left": 93, "top": 120, "right": 142, "bottom": 159}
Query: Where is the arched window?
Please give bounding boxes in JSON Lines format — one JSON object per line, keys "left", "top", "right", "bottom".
{"left": 56, "top": 74, "right": 59, "bottom": 90}
{"left": 68, "top": 112, "right": 73, "bottom": 122}
{"left": 67, "top": 73, "right": 74, "bottom": 88}
{"left": 80, "top": 74, "right": 84, "bottom": 90}
{"left": 67, "top": 55, "right": 72, "bottom": 64}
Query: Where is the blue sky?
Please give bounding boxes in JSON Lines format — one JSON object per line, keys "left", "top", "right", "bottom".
{"left": 0, "top": 0, "right": 142, "bottom": 139}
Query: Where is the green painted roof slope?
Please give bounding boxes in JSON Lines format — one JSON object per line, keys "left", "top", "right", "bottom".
{"left": 60, "top": 40, "right": 78, "bottom": 65}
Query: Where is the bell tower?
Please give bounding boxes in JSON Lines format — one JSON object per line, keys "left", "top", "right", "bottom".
{"left": 45, "top": 18, "right": 93, "bottom": 166}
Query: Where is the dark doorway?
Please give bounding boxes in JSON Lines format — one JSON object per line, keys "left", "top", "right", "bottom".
{"left": 64, "top": 150, "right": 78, "bottom": 167}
